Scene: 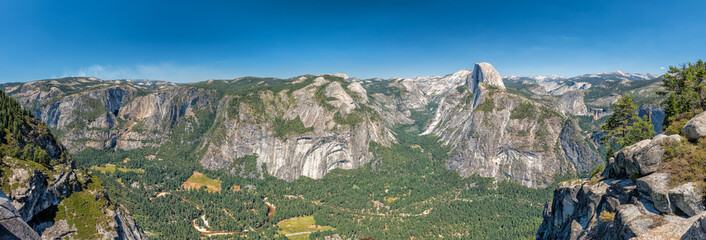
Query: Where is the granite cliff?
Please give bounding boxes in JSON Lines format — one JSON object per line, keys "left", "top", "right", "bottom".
{"left": 422, "top": 63, "right": 601, "bottom": 187}
{"left": 0, "top": 89, "right": 146, "bottom": 239}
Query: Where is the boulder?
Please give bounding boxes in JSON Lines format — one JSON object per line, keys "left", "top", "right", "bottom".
{"left": 635, "top": 173, "right": 705, "bottom": 217}
{"left": 683, "top": 215, "right": 706, "bottom": 240}
{"left": 669, "top": 182, "right": 706, "bottom": 217}
{"left": 604, "top": 134, "right": 682, "bottom": 178}
{"left": 0, "top": 190, "right": 40, "bottom": 240}
{"left": 635, "top": 173, "right": 675, "bottom": 214}
{"left": 682, "top": 111, "right": 706, "bottom": 141}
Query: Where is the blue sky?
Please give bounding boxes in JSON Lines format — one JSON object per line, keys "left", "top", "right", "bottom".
{"left": 1, "top": 0, "right": 704, "bottom": 83}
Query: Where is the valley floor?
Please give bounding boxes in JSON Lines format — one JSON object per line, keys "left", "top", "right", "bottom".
{"left": 76, "top": 126, "right": 559, "bottom": 240}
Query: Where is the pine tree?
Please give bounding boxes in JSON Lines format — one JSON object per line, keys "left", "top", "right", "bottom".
{"left": 623, "top": 115, "right": 656, "bottom": 147}
{"left": 659, "top": 60, "right": 706, "bottom": 127}
{"left": 601, "top": 94, "right": 654, "bottom": 151}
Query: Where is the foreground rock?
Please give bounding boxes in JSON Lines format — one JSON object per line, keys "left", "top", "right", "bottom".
{"left": 683, "top": 216, "right": 706, "bottom": 240}
{"left": 0, "top": 88, "right": 147, "bottom": 239}
{"left": 537, "top": 120, "right": 706, "bottom": 239}
{"left": 0, "top": 190, "right": 40, "bottom": 240}
{"left": 604, "top": 134, "right": 682, "bottom": 178}
{"left": 682, "top": 111, "right": 706, "bottom": 141}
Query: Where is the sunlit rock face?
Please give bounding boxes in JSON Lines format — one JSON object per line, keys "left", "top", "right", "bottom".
{"left": 423, "top": 62, "right": 598, "bottom": 188}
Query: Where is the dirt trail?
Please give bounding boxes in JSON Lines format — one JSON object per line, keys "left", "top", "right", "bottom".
{"left": 171, "top": 192, "right": 275, "bottom": 236}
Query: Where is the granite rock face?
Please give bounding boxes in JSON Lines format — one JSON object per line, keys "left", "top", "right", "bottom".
{"left": 413, "top": 69, "right": 472, "bottom": 97}
{"left": 199, "top": 77, "right": 398, "bottom": 181}
{"left": 0, "top": 190, "right": 40, "bottom": 240}
{"left": 422, "top": 63, "right": 595, "bottom": 187}
{"left": 4, "top": 76, "right": 410, "bottom": 182}
{"left": 555, "top": 91, "right": 589, "bottom": 116}
{"left": 604, "top": 134, "right": 682, "bottom": 179}
{"left": 538, "top": 119, "right": 706, "bottom": 239}
{"left": 4, "top": 68, "right": 602, "bottom": 188}
{"left": 467, "top": 62, "right": 505, "bottom": 92}
{"left": 682, "top": 111, "right": 706, "bottom": 141}
{"left": 559, "top": 120, "right": 602, "bottom": 173}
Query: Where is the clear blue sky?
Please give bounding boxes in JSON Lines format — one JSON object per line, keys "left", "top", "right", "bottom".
{"left": 1, "top": 0, "right": 704, "bottom": 83}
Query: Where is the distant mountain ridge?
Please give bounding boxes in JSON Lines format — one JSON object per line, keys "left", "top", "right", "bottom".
{"left": 505, "top": 70, "right": 660, "bottom": 82}
{"left": 0, "top": 64, "right": 668, "bottom": 188}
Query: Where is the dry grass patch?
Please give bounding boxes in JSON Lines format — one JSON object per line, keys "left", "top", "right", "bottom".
{"left": 91, "top": 164, "right": 144, "bottom": 174}
{"left": 277, "top": 216, "right": 334, "bottom": 239}
{"left": 182, "top": 172, "right": 221, "bottom": 193}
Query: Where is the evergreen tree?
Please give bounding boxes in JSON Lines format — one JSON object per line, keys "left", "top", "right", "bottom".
{"left": 624, "top": 115, "right": 656, "bottom": 147}
{"left": 601, "top": 95, "right": 654, "bottom": 151}
{"left": 659, "top": 60, "right": 706, "bottom": 127}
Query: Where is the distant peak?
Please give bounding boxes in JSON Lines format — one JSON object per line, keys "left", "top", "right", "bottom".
{"left": 333, "top": 73, "right": 351, "bottom": 80}
{"left": 468, "top": 62, "right": 505, "bottom": 90}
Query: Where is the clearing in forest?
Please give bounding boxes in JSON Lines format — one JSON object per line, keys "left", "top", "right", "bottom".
{"left": 277, "top": 216, "right": 334, "bottom": 240}
{"left": 90, "top": 164, "right": 144, "bottom": 174}
{"left": 182, "top": 172, "right": 222, "bottom": 193}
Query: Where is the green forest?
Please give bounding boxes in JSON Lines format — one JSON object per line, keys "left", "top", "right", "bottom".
{"left": 72, "top": 110, "right": 561, "bottom": 240}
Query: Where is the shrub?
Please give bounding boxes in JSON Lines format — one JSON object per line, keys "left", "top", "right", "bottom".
{"left": 272, "top": 116, "right": 313, "bottom": 139}
{"left": 665, "top": 110, "right": 702, "bottom": 135}
{"left": 476, "top": 98, "right": 495, "bottom": 112}
{"left": 510, "top": 103, "right": 535, "bottom": 119}
{"left": 333, "top": 112, "right": 363, "bottom": 127}
{"left": 599, "top": 210, "right": 615, "bottom": 223}
{"left": 662, "top": 137, "right": 706, "bottom": 193}
{"left": 456, "top": 85, "right": 466, "bottom": 94}
{"left": 589, "top": 164, "right": 605, "bottom": 178}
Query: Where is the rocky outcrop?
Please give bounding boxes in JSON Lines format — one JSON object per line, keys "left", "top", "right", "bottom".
{"left": 0, "top": 88, "right": 147, "bottom": 239}
{"left": 603, "top": 134, "right": 681, "bottom": 179}
{"left": 682, "top": 111, "right": 706, "bottom": 141}
{"left": 0, "top": 190, "right": 40, "bottom": 240}
{"left": 538, "top": 122, "right": 706, "bottom": 239}
{"left": 5, "top": 163, "right": 81, "bottom": 221}
{"left": 1, "top": 157, "right": 147, "bottom": 239}
{"left": 538, "top": 174, "right": 705, "bottom": 240}
{"left": 683, "top": 216, "right": 706, "bottom": 240}
{"left": 112, "top": 206, "right": 145, "bottom": 240}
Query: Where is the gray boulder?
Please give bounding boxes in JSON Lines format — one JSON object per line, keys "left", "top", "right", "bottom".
{"left": 0, "top": 190, "right": 40, "bottom": 240}
{"left": 604, "top": 134, "right": 682, "bottom": 179}
{"left": 682, "top": 111, "right": 706, "bottom": 141}
{"left": 635, "top": 173, "right": 705, "bottom": 217}
{"left": 635, "top": 173, "right": 675, "bottom": 214}
{"left": 683, "top": 215, "right": 706, "bottom": 240}
{"left": 670, "top": 182, "right": 706, "bottom": 217}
